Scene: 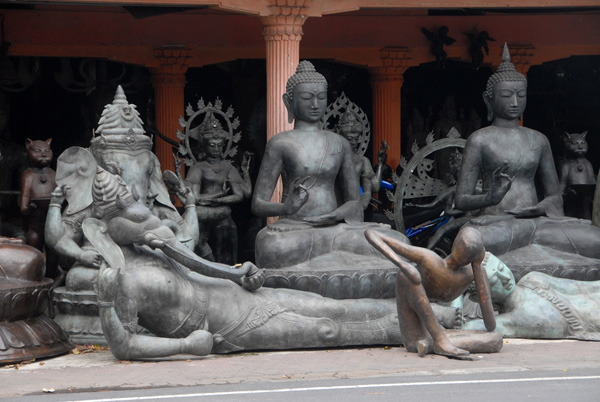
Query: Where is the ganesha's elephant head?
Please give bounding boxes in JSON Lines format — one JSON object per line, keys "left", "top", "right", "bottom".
{"left": 90, "top": 140, "right": 174, "bottom": 211}
{"left": 87, "top": 85, "right": 175, "bottom": 212}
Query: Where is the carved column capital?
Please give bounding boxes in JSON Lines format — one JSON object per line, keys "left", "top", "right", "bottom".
{"left": 152, "top": 46, "right": 192, "bottom": 76}
{"left": 508, "top": 44, "right": 535, "bottom": 75}
{"left": 371, "top": 47, "right": 412, "bottom": 83}
{"left": 260, "top": 0, "right": 310, "bottom": 41}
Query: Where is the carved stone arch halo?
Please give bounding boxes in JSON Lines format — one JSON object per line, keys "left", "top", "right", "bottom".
{"left": 176, "top": 98, "right": 241, "bottom": 166}
{"left": 322, "top": 92, "right": 371, "bottom": 156}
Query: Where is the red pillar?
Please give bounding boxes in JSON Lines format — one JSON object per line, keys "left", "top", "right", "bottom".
{"left": 261, "top": 14, "right": 305, "bottom": 218}
{"left": 150, "top": 46, "right": 191, "bottom": 172}
{"left": 370, "top": 47, "right": 411, "bottom": 171}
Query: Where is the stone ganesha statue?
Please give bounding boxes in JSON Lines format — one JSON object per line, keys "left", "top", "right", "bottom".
{"left": 45, "top": 86, "right": 200, "bottom": 344}
{"left": 89, "top": 86, "right": 198, "bottom": 250}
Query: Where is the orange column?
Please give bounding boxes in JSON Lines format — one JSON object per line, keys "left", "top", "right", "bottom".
{"left": 261, "top": 14, "right": 305, "bottom": 210}
{"left": 151, "top": 46, "right": 191, "bottom": 171}
{"left": 370, "top": 47, "right": 411, "bottom": 171}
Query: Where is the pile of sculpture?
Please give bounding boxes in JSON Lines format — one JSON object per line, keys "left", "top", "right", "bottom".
{"left": 53, "top": 161, "right": 469, "bottom": 361}
{"left": 454, "top": 44, "right": 600, "bottom": 279}
{"left": 558, "top": 131, "right": 595, "bottom": 220}
{"left": 251, "top": 61, "right": 408, "bottom": 298}
{"left": 176, "top": 102, "right": 248, "bottom": 264}
{"left": 46, "top": 86, "right": 200, "bottom": 344}
{"left": 464, "top": 256, "right": 600, "bottom": 341}
{"left": 77, "top": 165, "right": 410, "bottom": 360}
{"left": 20, "top": 138, "right": 59, "bottom": 280}
{"left": 0, "top": 236, "right": 72, "bottom": 364}
{"left": 366, "top": 226, "right": 501, "bottom": 358}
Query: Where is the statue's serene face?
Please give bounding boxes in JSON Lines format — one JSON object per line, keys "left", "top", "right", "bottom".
{"left": 291, "top": 83, "right": 327, "bottom": 123}
{"left": 489, "top": 80, "right": 527, "bottom": 121}
{"left": 341, "top": 130, "right": 361, "bottom": 151}
{"left": 205, "top": 137, "right": 225, "bottom": 159}
{"left": 486, "top": 258, "right": 516, "bottom": 302}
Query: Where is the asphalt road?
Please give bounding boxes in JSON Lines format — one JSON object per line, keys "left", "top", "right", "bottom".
{"left": 9, "top": 368, "right": 600, "bottom": 402}
{"left": 2, "top": 339, "right": 600, "bottom": 401}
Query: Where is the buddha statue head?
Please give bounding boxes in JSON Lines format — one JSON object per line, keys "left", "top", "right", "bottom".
{"left": 336, "top": 110, "right": 363, "bottom": 152}
{"left": 198, "top": 112, "right": 228, "bottom": 161}
{"left": 483, "top": 43, "right": 528, "bottom": 122}
{"left": 283, "top": 61, "right": 328, "bottom": 124}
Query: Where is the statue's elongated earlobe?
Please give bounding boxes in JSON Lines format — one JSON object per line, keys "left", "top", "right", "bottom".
{"left": 283, "top": 93, "right": 294, "bottom": 124}
{"left": 483, "top": 94, "right": 493, "bottom": 122}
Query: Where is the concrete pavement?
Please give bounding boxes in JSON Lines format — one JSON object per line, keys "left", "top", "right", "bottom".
{"left": 1, "top": 338, "right": 599, "bottom": 399}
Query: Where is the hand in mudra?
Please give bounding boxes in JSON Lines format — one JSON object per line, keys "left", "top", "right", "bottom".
{"left": 283, "top": 176, "right": 310, "bottom": 215}
{"left": 487, "top": 165, "right": 514, "bottom": 205}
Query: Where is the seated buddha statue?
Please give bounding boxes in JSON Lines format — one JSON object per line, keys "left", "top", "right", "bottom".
{"left": 251, "top": 61, "right": 407, "bottom": 269}
{"left": 455, "top": 44, "right": 600, "bottom": 260}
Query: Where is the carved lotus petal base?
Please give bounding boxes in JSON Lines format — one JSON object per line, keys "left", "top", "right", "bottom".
{"left": 53, "top": 287, "right": 107, "bottom": 346}
{"left": 0, "top": 279, "right": 73, "bottom": 365}
{"left": 262, "top": 251, "right": 398, "bottom": 299}
{"left": 53, "top": 286, "right": 150, "bottom": 346}
{"left": 500, "top": 245, "right": 600, "bottom": 282}
{"left": 0, "top": 315, "right": 73, "bottom": 364}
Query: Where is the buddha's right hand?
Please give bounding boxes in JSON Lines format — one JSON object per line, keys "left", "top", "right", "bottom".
{"left": 486, "top": 165, "right": 513, "bottom": 205}
{"left": 283, "top": 176, "right": 310, "bottom": 215}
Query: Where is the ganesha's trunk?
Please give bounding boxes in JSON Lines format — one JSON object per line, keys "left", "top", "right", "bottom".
{"left": 161, "top": 239, "right": 246, "bottom": 283}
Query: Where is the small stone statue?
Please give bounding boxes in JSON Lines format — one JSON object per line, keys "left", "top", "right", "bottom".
{"left": 464, "top": 257, "right": 600, "bottom": 341}
{"left": 559, "top": 131, "right": 595, "bottom": 219}
{"left": 365, "top": 226, "right": 502, "bottom": 358}
{"left": 422, "top": 26, "right": 456, "bottom": 70}
{"left": 184, "top": 113, "right": 245, "bottom": 264}
{"left": 464, "top": 28, "right": 495, "bottom": 69}
{"left": 455, "top": 44, "right": 600, "bottom": 260}
{"left": 335, "top": 110, "right": 385, "bottom": 210}
{"left": 20, "top": 138, "right": 59, "bottom": 279}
